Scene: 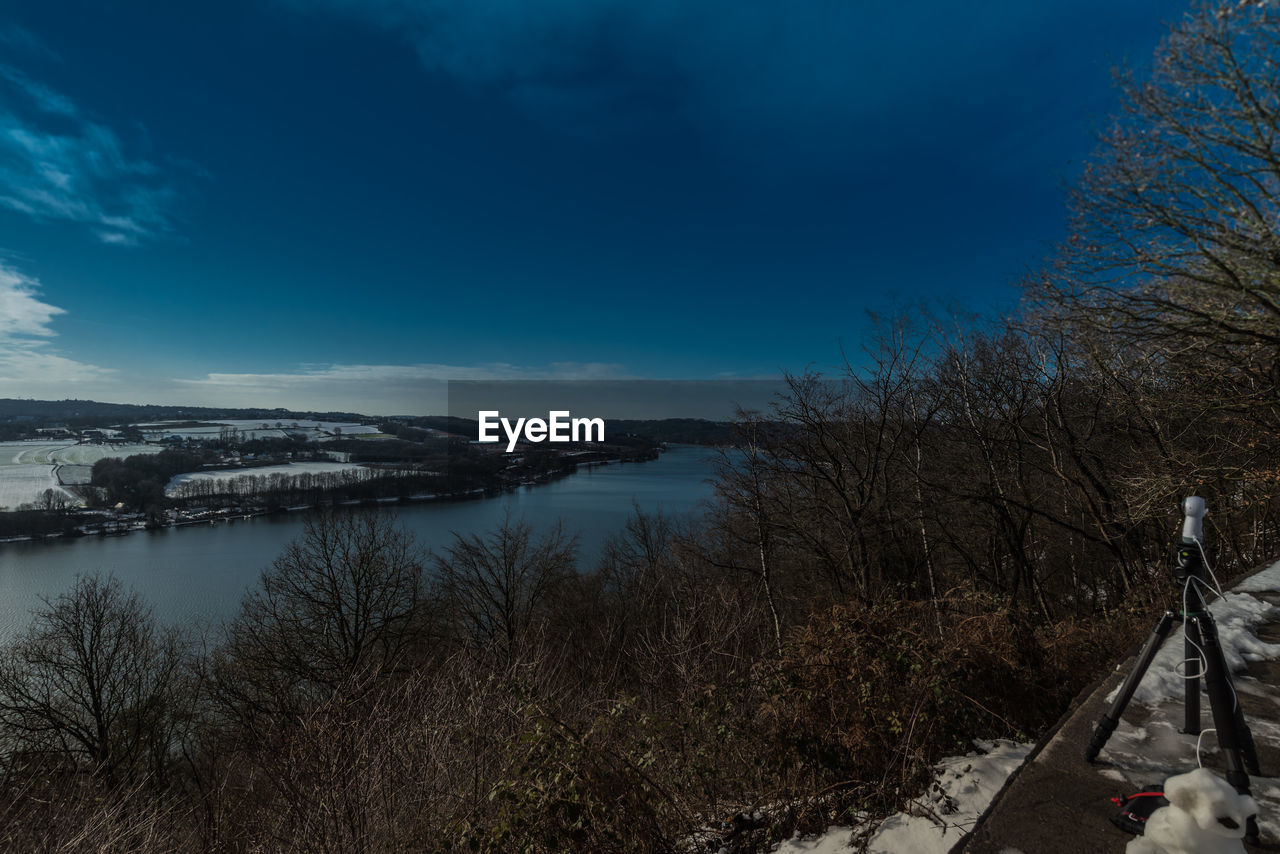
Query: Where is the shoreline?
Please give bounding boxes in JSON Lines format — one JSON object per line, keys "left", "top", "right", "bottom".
{"left": 0, "top": 453, "right": 658, "bottom": 546}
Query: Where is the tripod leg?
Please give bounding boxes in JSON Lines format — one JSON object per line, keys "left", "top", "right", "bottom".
{"left": 1232, "top": 697, "right": 1262, "bottom": 776}
{"left": 1192, "top": 614, "right": 1261, "bottom": 844}
{"left": 1183, "top": 618, "right": 1201, "bottom": 735}
{"left": 1085, "top": 611, "right": 1178, "bottom": 764}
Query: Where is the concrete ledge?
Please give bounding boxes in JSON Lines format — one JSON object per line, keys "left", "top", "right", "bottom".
{"left": 953, "top": 568, "right": 1280, "bottom": 854}
{"left": 950, "top": 658, "right": 1140, "bottom": 853}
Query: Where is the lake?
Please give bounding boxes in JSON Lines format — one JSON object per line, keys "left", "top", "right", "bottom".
{"left": 0, "top": 444, "right": 722, "bottom": 636}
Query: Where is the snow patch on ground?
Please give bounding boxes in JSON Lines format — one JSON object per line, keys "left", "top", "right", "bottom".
{"left": 772, "top": 562, "right": 1280, "bottom": 854}
{"left": 0, "top": 442, "right": 160, "bottom": 508}
{"left": 1230, "top": 562, "right": 1280, "bottom": 594}
{"left": 0, "top": 441, "right": 158, "bottom": 467}
{"left": 771, "top": 740, "right": 1032, "bottom": 854}
{"left": 0, "top": 466, "right": 74, "bottom": 510}
{"left": 55, "top": 465, "right": 94, "bottom": 485}
{"left": 1093, "top": 558, "right": 1280, "bottom": 844}
{"left": 771, "top": 828, "right": 856, "bottom": 853}
{"left": 1104, "top": 560, "right": 1280, "bottom": 707}
{"left": 166, "top": 462, "right": 368, "bottom": 495}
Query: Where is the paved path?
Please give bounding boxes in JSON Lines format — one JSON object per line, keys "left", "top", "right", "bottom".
{"left": 954, "top": 581, "right": 1280, "bottom": 854}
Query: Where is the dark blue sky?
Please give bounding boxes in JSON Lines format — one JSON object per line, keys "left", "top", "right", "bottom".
{"left": 0, "top": 1, "right": 1174, "bottom": 414}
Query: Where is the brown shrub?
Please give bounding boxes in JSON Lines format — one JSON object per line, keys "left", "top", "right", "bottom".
{"left": 751, "top": 594, "right": 1072, "bottom": 818}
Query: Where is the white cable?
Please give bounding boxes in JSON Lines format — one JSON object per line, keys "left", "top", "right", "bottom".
{"left": 1193, "top": 538, "right": 1225, "bottom": 597}
{"left": 1178, "top": 572, "right": 1240, "bottom": 713}
{"left": 1187, "top": 543, "right": 1242, "bottom": 712}
{"left": 1180, "top": 576, "right": 1209, "bottom": 680}
{"left": 1180, "top": 527, "right": 1241, "bottom": 765}
{"left": 1187, "top": 573, "right": 1239, "bottom": 710}
{"left": 1196, "top": 727, "right": 1216, "bottom": 768}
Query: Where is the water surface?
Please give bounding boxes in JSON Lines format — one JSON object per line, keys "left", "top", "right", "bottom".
{"left": 0, "top": 445, "right": 720, "bottom": 635}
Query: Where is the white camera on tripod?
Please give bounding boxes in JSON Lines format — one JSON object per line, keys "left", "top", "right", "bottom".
{"left": 1182, "top": 496, "right": 1206, "bottom": 543}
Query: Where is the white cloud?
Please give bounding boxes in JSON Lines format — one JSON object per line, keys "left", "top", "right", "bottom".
{"left": 0, "top": 64, "right": 179, "bottom": 244}
{"left": 0, "top": 347, "right": 113, "bottom": 385}
{"left": 0, "top": 263, "right": 63, "bottom": 340}
{"left": 94, "top": 230, "right": 136, "bottom": 246}
{"left": 0, "top": 300, "right": 765, "bottom": 416}
{"left": 0, "top": 262, "right": 115, "bottom": 395}
{"left": 0, "top": 280, "right": 634, "bottom": 413}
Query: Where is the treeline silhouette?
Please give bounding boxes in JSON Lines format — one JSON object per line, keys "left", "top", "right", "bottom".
{"left": 168, "top": 467, "right": 443, "bottom": 508}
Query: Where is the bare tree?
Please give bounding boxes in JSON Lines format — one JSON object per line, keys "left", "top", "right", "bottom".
{"left": 39, "top": 487, "right": 68, "bottom": 514}
{"left": 712, "top": 417, "right": 785, "bottom": 654}
{"left": 1029, "top": 0, "right": 1280, "bottom": 580}
{"left": 1050, "top": 1, "right": 1280, "bottom": 420}
{"left": 0, "top": 573, "right": 186, "bottom": 786}
{"left": 215, "top": 509, "right": 425, "bottom": 728}
{"left": 433, "top": 513, "right": 577, "bottom": 663}
{"left": 713, "top": 317, "right": 934, "bottom": 602}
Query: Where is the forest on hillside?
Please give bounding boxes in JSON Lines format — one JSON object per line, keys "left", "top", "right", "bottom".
{"left": 2, "top": 3, "right": 1280, "bottom": 852}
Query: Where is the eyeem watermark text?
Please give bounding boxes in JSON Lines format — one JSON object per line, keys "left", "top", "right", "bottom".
{"left": 477, "top": 410, "right": 605, "bottom": 452}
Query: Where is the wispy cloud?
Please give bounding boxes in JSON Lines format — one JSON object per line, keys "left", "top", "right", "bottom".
{"left": 180, "top": 361, "right": 630, "bottom": 386}
{"left": 0, "top": 64, "right": 180, "bottom": 245}
{"left": 0, "top": 270, "right": 631, "bottom": 411}
{"left": 0, "top": 26, "right": 60, "bottom": 63}
{"left": 0, "top": 262, "right": 115, "bottom": 395}
{"left": 173, "top": 362, "right": 630, "bottom": 414}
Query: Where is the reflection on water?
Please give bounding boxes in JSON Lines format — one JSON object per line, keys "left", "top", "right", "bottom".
{"left": 0, "top": 445, "right": 721, "bottom": 636}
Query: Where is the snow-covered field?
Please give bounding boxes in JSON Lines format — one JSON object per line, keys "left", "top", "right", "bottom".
{"left": 0, "top": 442, "right": 161, "bottom": 509}
{"left": 0, "top": 465, "right": 76, "bottom": 510}
{"left": 136, "top": 420, "right": 380, "bottom": 442}
{"left": 55, "top": 465, "right": 94, "bottom": 486}
{"left": 166, "top": 461, "right": 368, "bottom": 496}
{"left": 0, "top": 441, "right": 160, "bottom": 467}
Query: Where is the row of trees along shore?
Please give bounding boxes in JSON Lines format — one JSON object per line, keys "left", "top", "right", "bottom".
{"left": 4, "top": 3, "right": 1280, "bottom": 851}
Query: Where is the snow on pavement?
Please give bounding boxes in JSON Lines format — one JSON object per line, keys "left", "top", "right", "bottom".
{"left": 1105, "top": 559, "right": 1280, "bottom": 707}
{"left": 773, "top": 559, "right": 1280, "bottom": 853}
{"left": 1094, "top": 557, "right": 1280, "bottom": 844}
{"left": 772, "top": 740, "right": 1033, "bottom": 854}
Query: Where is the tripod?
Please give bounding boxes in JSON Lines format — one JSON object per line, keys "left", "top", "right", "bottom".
{"left": 1083, "top": 497, "right": 1262, "bottom": 844}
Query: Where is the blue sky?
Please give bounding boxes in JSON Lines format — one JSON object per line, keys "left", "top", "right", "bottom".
{"left": 0, "top": 1, "right": 1173, "bottom": 415}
